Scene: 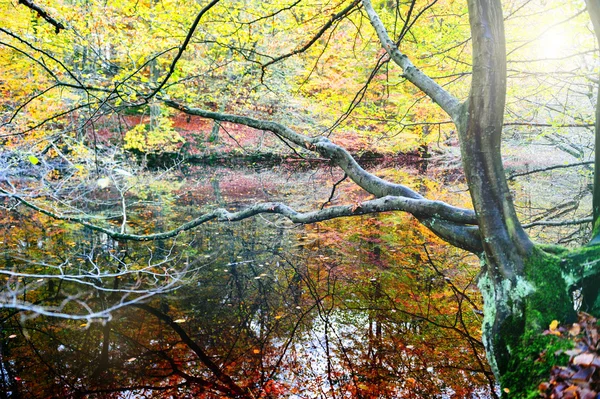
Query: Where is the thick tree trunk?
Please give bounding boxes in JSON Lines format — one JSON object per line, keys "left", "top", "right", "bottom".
{"left": 459, "top": 0, "right": 535, "bottom": 379}
{"left": 459, "top": 1, "right": 600, "bottom": 396}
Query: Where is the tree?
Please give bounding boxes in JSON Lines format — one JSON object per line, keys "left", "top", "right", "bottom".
{"left": 1, "top": 0, "right": 600, "bottom": 396}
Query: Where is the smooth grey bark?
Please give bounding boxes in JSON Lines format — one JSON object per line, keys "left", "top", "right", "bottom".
{"left": 163, "top": 99, "right": 483, "bottom": 252}
{"left": 1, "top": 185, "right": 478, "bottom": 243}
{"left": 362, "top": 0, "right": 540, "bottom": 382}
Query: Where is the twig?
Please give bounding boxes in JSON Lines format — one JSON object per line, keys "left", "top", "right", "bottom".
{"left": 507, "top": 161, "right": 594, "bottom": 180}
{"left": 523, "top": 217, "right": 593, "bottom": 228}
{"left": 18, "top": 0, "right": 65, "bottom": 33}
{"left": 321, "top": 173, "right": 347, "bottom": 209}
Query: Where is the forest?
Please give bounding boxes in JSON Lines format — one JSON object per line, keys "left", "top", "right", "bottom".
{"left": 1, "top": 0, "right": 600, "bottom": 397}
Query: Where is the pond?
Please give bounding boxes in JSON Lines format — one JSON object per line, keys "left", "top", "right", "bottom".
{"left": 0, "top": 162, "right": 494, "bottom": 398}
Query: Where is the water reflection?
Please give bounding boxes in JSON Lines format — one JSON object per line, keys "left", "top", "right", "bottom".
{"left": 0, "top": 165, "right": 493, "bottom": 398}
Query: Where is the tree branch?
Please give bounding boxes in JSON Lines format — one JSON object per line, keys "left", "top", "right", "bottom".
{"left": 261, "top": 0, "right": 361, "bottom": 72}
{"left": 162, "top": 100, "right": 447, "bottom": 199}
{"left": 507, "top": 161, "right": 594, "bottom": 181}
{"left": 1, "top": 186, "right": 477, "bottom": 240}
{"left": 18, "top": 0, "right": 65, "bottom": 34}
{"left": 321, "top": 173, "right": 347, "bottom": 209}
{"left": 361, "top": 0, "right": 462, "bottom": 121}
{"left": 161, "top": 100, "right": 482, "bottom": 252}
{"left": 523, "top": 217, "right": 593, "bottom": 229}
{"left": 145, "top": 0, "right": 221, "bottom": 99}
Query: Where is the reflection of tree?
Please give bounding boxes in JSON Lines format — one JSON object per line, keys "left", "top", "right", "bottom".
{"left": 0, "top": 211, "right": 492, "bottom": 397}
{"left": 132, "top": 304, "right": 250, "bottom": 397}
{"left": 295, "top": 215, "right": 493, "bottom": 397}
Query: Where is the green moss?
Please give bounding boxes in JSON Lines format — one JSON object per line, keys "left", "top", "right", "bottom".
{"left": 535, "top": 243, "right": 569, "bottom": 255}
{"left": 524, "top": 247, "right": 576, "bottom": 331}
{"left": 591, "top": 220, "right": 600, "bottom": 245}
{"left": 494, "top": 247, "right": 575, "bottom": 396}
{"left": 497, "top": 245, "right": 600, "bottom": 397}
{"left": 495, "top": 313, "right": 525, "bottom": 379}
{"left": 485, "top": 245, "right": 600, "bottom": 396}
{"left": 500, "top": 331, "right": 572, "bottom": 398}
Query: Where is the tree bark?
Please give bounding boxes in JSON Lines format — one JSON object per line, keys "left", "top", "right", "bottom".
{"left": 586, "top": 0, "right": 600, "bottom": 244}
{"left": 459, "top": 2, "right": 600, "bottom": 394}
{"left": 457, "top": 0, "right": 534, "bottom": 378}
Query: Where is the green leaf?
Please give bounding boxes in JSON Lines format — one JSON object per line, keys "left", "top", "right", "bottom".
{"left": 28, "top": 155, "right": 39, "bottom": 165}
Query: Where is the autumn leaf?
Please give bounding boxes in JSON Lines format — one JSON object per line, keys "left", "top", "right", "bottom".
{"left": 569, "top": 323, "right": 581, "bottom": 337}
{"left": 573, "top": 353, "right": 595, "bottom": 366}
{"left": 350, "top": 202, "right": 362, "bottom": 212}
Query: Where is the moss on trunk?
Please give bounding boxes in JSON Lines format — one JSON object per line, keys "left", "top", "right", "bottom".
{"left": 501, "top": 332, "right": 572, "bottom": 398}
{"left": 494, "top": 245, "right": 600, "bottom": 397}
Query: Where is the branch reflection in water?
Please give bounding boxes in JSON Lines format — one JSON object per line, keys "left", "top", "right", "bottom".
{"left": 0, "top": 164, "right": 493, "bottom": 398}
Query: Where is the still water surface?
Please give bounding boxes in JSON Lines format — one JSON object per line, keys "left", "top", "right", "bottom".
{"left": 0, "top": 163, "right": 493, "bottom": 398}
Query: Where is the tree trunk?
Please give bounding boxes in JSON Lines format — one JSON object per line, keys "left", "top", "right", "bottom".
{"left": 458, "top": 1, "right": 600, "bottom": 396}
{"left": 459, "top": 0, "right": 533, "bottom": 379}
{"left": 586, "top": 0, "right": 600, "bottom": 244}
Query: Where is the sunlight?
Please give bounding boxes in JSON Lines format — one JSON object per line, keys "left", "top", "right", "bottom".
{"left": 537, "top": 27, "right": 571, "bottom": 60}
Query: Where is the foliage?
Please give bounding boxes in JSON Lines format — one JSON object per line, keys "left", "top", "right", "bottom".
{"left": 124, "top": 115, "right": 185, "bottom": 154}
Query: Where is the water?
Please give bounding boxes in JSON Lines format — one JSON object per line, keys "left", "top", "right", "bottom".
{"left": 0, "top": 163, "right": 493, "bottom": 398}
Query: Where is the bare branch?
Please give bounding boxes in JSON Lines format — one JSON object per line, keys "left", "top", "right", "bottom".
{"left": 261, "top": 0, "right": 361, "bottom": 71}
{"left": 18, "top": 0, "right": 65, "bottom": 34}
{"left": 523, "top": 217, "right": 593, "bottom": 229}
{"left": 507, "top": 161, "right": 594, "bottom": 181}
{"left": 321, "top": 173, "right": 347, "bottom": 209}
{"left": 2, "top": 186, "right": 477, "bottom": 240}
{"left": 145, "top": 0, "right": 221, "bottom": 99}
{"left": 0, "top": 274, "right": 182, "bottom": 321}
{"left": 161, "top": 100, "right": 482, "bottom": 252}
{"left": 163, "top": 100, "right": 439, "bottom": 199}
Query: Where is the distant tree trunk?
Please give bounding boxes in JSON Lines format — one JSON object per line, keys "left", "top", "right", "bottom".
{"left": 587, "top": 0, "right": 600, "bottom": 244}
{"left": 209, "top": 101, "right": 226, "bottom": 143}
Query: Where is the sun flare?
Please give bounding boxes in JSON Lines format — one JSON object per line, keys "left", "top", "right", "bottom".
{"left": 537, "top": 28, "right": 571, "bottom": 59}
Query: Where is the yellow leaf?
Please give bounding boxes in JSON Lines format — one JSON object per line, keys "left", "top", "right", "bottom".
{"left": 173, "top": 318, "right": 186, "bottom": 323}
{"left": 28, "top": 155, "right": 39, "bottom": 165}
{"left": 549, "top": 320, "right": 559, "bottom": 331}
